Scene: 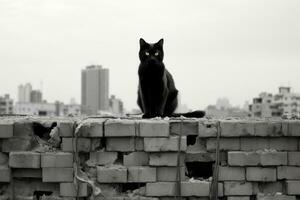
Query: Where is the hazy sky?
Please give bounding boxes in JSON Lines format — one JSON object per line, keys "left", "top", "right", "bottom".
{"left": 1, "top": 0, "right": 300, "bottom": 111}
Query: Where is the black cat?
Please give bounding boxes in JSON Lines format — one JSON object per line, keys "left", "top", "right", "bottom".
{"left": 137, "top": 38, "right": 205, "bottom": 119}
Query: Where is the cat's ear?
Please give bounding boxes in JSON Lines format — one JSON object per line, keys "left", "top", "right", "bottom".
{"left": 157, "top": 38, "right": 164, "bottom": 47}
{"left": 139, "top": 38, "right": 147, "bottom": 47}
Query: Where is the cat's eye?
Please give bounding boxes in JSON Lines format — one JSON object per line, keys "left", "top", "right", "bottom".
{"left": 145, "top": 51, "right": 149, "bottom": 56}
{"left": 155, "top": 52, "right": 159, "bottom": 56}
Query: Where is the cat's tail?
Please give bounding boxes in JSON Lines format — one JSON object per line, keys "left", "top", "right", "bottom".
{"left": 170, "top": 110, "right": 205, "bottom": 118}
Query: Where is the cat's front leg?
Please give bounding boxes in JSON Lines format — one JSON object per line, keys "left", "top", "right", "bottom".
{"left": 155, "top": 89, "right": 168, "bottom": 117}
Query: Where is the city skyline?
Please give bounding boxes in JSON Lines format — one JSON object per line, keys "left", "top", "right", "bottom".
{"left": 1, "top": 0, "right": 300, "bottom": 111}
{"left": 81, "top": 65, "right": 109, "bottom": 114}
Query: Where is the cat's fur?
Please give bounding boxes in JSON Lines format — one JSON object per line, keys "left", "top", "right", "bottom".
{"left": 137, "top": 38, "right": 205, "bottom": 119}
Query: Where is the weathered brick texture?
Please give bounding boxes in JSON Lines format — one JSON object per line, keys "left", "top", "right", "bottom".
{"left": 0, "top": 121, "right": 13, "bottom": 138}
{"left": 1, "top": 117, "right": 300, "bottom": 199}
{"left": 97, "top": 165, "right": 127, "bottom": 183}
{"left": 105, "top": 119, "right": 136, "bottom": 137}
{"left": 128, "top": 166, "right": 156, "bottom": 182}
{"left": 42, "top": 167, "right": 74, "bottom": 182}
{"left": 139, "top": 120, "right": 169, "bottom": 137}
{"left": 41, "top": 152, "right": 73, "bottom": 168}
{"left": 9, "top": 151, "right": 40, "bottom": 168}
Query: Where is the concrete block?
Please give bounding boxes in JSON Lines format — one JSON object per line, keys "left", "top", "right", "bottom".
{"left": 0, "top": 152, "right": 8, "bottom": 165}
{"left": 105, "top": 119, "right": 135, "bottom": 137}
{"left": 187, "top": 198, "right": 209, "bottom": 200}
{"left": 90, "top": 151, "right": 118, "bottom": 165}
{"left": 1, "top": 137, "right": 33, "bottom": 152}
{"left": 288, "top": 152, "right": 300, "bottom": 165}
{"left": 0, "top": 166, "right": 10, "bottom": 182}
{"left": 260, "top": 151, "right": 287, "bottom": 166}
{"left": 41, "top": 152, "right": 73, "bottom": 168}
{"left": 230, "top": 151, "right": 286, "bottom": 166}
{"left": 125, "top": 197, "right": 159, "bottom": 200}
{"left": 128, "top": 166, "right": 156, "bottom": 182}
{"left": 124, "top": 197, "right": 159, "bottom": 200}
{"left": 58, "top": 121, "right": 74, "bottom": 137}
{"left": 185, "top": 152, "right": 227, "bottom": 163}
{"left": 146, "top": 181, "right": 221, "bottom": 197}
{"left": 253, "top": 182, "right": 283, "bottom": 194}
{"left": 218, "top": 166, "right": 245, "bottom": 181}
{"left": 181, "top": 182, "right": 210, "bottom": 196}
{"left": 257, "top": 193, "right": 296, "bottom": 200}
{"left": 61, "top": 137, "right": 73, "bottom": 152}
{"left": 149, "top": 153, "right": 184, "bottom": 166}
{"left": 186, "top": 182, "right": 220, "bottom": 197}
{"left": 283, "top": 121, "right": 300, "bottom": 136}
{"left": 286, "top": 181, "right": 300, "bottom": 195}
{"left": 0, "top": 121, "right": 13, "bottom": 138}
{"left": 198, "top": 120, "right": 218, "bottom": 137}
{"left": 76, "top": 118, "right": 104, "bottom": 137}
{"left": 106, "top": 138, "right": 135, "bottom": 152}
{"left": 124, "top": 152, "right": 149, "bottom": 166}
{"left": 9, "top": 151, "right": 40, "bottom": 168}
{"left": 254, "top": 121, "right": 283, "bottom": 137}
{"left": 227, "top": 197, "right": 250, "bottom": 200}
{"left": 12, "top": 169, "right": 42, "bottom": 178}
{"left": 224, "top": 181, "right": 253, "bottom": 195}
{"left": 13, "top": 119, "right": 33, "bottom": 138}
{"left": 98, "top": 198, "right": 123, "bottom": 200}
{"left": 34, "top": 195, "right": 63, "bottom": 199}
{"left": 10, "top": 178, "right": 59, "bottom": 197}
{"left": 14, "top": 196, "right": 35, "bottom": 200}
{"left": 240, "top": 138, "right": 269, "bottom": 151}
{"left": 139, "top": 120, "right": 169, "bottom": 137}
{"left": 228, "top": 151, "right": 260, "bottom": 166}
{"left": 42, "top": 167, "right": 73, "bottom": 182}
{"left": 145, "top": 182, "right": 176, "bottom": 196}
{"left": 170, "top": 120, "right": 198, "bottom": 135}
{"left": 157, "top": 167, "right": 186, "bottom": 182}
{"left": 144, "top": 136, "right": 187, "bottom": 152}
{"left": 220, "top": 120, "right": 254, "bottom": 137}
{"left": 277, "top": 166, "right": 300, "bottom": 179}
{"left": 60, "top": 182, "right": 88, "bottom": 197}
{"left": 97, "top": 165, "right": 127, "bottom": 183}
{"left": 269, "top": 138, "right": 298, "bottom": 151}
{"left": 206, "top": 138, "right": 240, "bottom": 152}
{"left": 61, "top": 138, "right": 91, "bottom": 152}
{"left": 246, "top": 167, "right": 276, "bottom": 182}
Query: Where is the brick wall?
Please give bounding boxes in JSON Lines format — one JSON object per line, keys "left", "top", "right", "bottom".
{"left": 0, "top": 117, "right": 300, "bottom": 200}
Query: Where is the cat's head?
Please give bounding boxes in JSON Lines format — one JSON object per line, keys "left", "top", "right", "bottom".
{"left": 139, "top": 38, "right": 164, "bottom": 63}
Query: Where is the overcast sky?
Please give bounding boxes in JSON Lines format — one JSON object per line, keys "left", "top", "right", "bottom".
{"left": 1, "top": 0, "right": 300, "bottom": 111}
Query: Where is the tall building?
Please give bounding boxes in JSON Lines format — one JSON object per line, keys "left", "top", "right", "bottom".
{"left": 18, "top": 83, "right": 32, "bottom": 102}
{"left": 109, "top": 95, "right": 124, "bottom": 115}
{"left": 0, "top": 94, "right": 13, "bottom": 114}
{"left": 18, "top": 83, "right": 43, "bottom": 103}
{"left": 30, "top": 90, "right": 43, "bottom": 103}
{"left": 81, "top": 65, "right": 109, "bottom": 115}
{"left": 249, "top": 86, "right": 300, "bottom": 118}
